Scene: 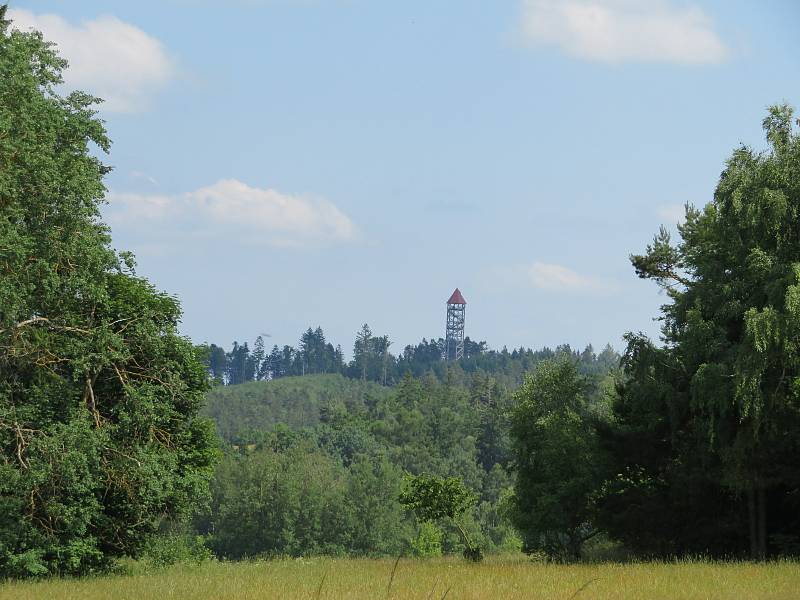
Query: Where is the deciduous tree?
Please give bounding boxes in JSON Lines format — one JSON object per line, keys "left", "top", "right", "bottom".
{"left": 618, "top": 104, "right": 800, "bottom": 559}
{"left": 507, "top": 359, "right": 604, "bottom": 560}
{"left": 0, "top": 9, "right": 216, "bottom": 576}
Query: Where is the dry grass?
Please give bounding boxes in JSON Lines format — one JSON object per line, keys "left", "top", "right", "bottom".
{"left": 2, "top": 555, "right": 799, "bottom": 600}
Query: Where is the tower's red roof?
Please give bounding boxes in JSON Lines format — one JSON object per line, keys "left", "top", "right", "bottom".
{"left": 447, "top": 288, "right": 466, "bottom": 305}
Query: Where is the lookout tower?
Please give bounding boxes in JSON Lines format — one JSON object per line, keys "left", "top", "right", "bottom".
{"left": 445, "top": 288, "right": 466, "bottom": 361}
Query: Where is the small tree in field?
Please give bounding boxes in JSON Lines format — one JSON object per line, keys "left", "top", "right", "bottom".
{"left": 399, "top": 473, "right": 482, "bottom": 561}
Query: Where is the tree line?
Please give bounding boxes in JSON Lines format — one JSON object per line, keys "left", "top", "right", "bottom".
{"left": 199, "top": 324, "right": 619, "bottom": 389}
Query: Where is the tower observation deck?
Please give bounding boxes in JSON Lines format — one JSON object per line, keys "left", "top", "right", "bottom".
{"left": 445, "top": 288, "right": 466, "bottom": 361}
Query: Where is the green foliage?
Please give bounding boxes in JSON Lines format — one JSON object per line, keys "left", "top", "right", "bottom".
{"left": 400, "top": 473, "right": 482, "bottom": 561}
{"left": 477, "top": 470, "right": 522, "bottom": 553}
{"left": 507, "top": 358, "right": 606, "bottom": 561}
{"left": 204, "top": 444, "right": 408, "bottom": 558}
{"left": 601, "top": 104, "right": 800, "bottom": 559}
{"left": 372, "top": 374, "right": 485, "bottom": 491}
{"left": 593, "top": 335, "right": 743, "bottom": 557}
{"left": 0, "top": 12, "right": 217, "bottom": 577}
{"left": 203, "top": 374, "right": 391, "bottom": 442}
{"left": 409, "top": 522, "right": 443, "bottom": 558}
{"left": 198, "top": 368, "right": 535, "bottom": 560}
{"left": 399, "top": 473, "right": 477, "bottom": 522}
{"left": 142, "top": 533, "right": 213, "bottom": 568}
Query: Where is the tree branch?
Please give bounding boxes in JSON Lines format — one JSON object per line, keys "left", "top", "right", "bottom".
{"left": 82, "top": 374, "right": 102, "bottom": 428}
{"left": 0, "top": 316, "right": 91, "bottom": 335}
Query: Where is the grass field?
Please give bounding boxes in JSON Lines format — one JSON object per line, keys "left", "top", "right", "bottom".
{"left": 2, "top": 556, "right": 798, "bottom": 600}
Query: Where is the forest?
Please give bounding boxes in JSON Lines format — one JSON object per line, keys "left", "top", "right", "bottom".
{"left": 194, "top": 346, "right": 618, "bottom": 562}
{"left": 198, "top": 325, "right": 618, "bottom": 388}
{"left": 1, "top": 3, "right": 800, "bottom": 585}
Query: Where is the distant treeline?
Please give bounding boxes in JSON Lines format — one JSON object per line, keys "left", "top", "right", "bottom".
{"left": 198, "top": 324, "right": 620, "bottom": 389}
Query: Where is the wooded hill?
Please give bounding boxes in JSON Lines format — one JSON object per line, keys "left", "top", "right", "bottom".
{"left": 203, "top": 374, "right": 392, "bottom": 442}
{"left": 195, "top": 348, "right": 620, "bottom": 560}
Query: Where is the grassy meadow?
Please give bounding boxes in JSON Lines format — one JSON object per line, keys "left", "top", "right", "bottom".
{"left": 2, "top": 556, "right": 798, "bottom": 600}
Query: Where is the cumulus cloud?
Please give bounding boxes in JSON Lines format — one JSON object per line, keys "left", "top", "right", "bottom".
{"left": 9, "top": 9, "right": 174, "bottom": 112}
{"left": 522, "top": 262, "right": 618, "bottom": 294}
{"left": 107, "top": 179, "right": 357, "bottom": 247}
{"left": 520, "top": 0, "right": 728, "bottom": 64}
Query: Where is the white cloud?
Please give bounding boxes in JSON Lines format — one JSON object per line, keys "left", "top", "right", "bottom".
{"left": 9, "top": 9, "right": 174, "bottom": 112}
{"left": 520, "top": 0, "right": 728, "bottom": 64}
{"left": 110, "top": 192, "right": 176, "bottom": 222}
{"left": 656, "top": 204, "right": 686, "bottom": 223}
{"left": 523, "top": 262, "right": 618, "bottom": 294}
{"left": 107, "top": 179, "right": 357, "bottom": 247}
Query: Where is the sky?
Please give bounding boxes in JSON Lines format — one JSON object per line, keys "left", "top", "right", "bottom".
{"left": 8, "top": 0, "right": 800, "bottom": 355}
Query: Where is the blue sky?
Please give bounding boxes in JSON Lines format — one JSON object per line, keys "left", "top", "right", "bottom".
{"left": 9, "top": 0, "right": 800, "bottom": 354}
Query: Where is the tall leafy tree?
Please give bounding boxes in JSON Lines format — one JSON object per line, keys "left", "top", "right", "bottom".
{"left": 621, "top": 104, "right": 800, "bottom": 558}
{"left": 507, "top": 359, "right": 605, "bottom": 560}
{"left": 0, "top": 10, "right": 216, "bottom": 577}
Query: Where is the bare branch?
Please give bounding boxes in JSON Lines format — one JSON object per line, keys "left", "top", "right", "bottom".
{"left": 0, "top": 316, "right": 91, "bottom": 335}
{"left": 82, "top": 375, "right": 102, "bottom": 428}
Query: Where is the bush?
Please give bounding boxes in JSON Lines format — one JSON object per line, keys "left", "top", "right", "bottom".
{"left": 410, "top": 522, "right": 443, "bottom": 558}
{"left": 142, "top": 534, "right": 213, "bottom": 568}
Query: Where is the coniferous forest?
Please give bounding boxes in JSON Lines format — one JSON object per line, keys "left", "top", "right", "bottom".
{"left": 2, "top": 3, "right": 800, "bottom": 590}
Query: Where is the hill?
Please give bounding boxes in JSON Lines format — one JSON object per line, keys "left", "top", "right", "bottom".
{"left": 202, "top": 374, "right": 392, "bottom": 442}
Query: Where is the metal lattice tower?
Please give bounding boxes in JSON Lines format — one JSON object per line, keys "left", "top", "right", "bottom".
{"left": 445, "top": 288, "right": 466, "bottom": 361}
